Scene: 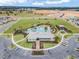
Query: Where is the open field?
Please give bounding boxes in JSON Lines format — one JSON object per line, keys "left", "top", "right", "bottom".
{"left": 0, "top": 11, "right": 43, "bottom": 17}
{"left": 5, "top": 17, "right": 79, "bottom": 33}
{"left": 33, "top": 10, "right": 79, "bottom": 17}
{"left": 0, "top": 10, "right": 79, "bottom": 17}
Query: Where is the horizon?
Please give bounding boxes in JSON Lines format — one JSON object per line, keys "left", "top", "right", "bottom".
{"left": 0, "top": 6, "right": 79, "bottom": 8}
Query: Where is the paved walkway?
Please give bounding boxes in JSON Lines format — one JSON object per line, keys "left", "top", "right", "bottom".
{"left": 36, "top": 41, "right": 40, "bottom": 50}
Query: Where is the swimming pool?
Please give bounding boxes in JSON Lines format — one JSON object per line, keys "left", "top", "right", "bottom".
{"left": 27, "top": 25, "right": 51, "bottom": 33}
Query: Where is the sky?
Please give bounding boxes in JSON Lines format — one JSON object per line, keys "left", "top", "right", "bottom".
{"left": 0, "top": 0, "right": 79, "bottom": 7}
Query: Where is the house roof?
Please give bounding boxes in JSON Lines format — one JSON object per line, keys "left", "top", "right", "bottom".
{"left": 27, "top": 32, "right": 55, "bottom": 41}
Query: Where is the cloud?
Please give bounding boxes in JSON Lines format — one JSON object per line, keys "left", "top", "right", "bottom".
{"left": 0, "top": 0, "right": 70, "bottom": 6}
{"left": 0, "top": 0, "right": 27, "bottom": 5}
{"left": 32, "top": 0, "right": 70, "bottom": 6}
{"left": 46, "top": 0, "right": 70, "bottom": 4}
{"left": 32, "top": 2, "right": 44, "bottom": 6}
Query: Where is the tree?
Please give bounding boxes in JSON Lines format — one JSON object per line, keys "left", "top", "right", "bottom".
{"left": 54, "top": 36, "right": 60, "bottom": 43}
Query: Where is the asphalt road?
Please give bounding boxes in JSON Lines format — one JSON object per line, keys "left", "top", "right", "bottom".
{"left": 0, "top": 18, "right": 20, "bottom": 33}
{"left": 0, "top": 34, "right": 79, "bottom": 59}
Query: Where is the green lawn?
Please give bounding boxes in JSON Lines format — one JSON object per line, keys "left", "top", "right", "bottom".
{"left": 17, "top": 40, "right": 32, "bottom": 48}
{"left": 64, "top": 34, "right": 73, "bottom": 38}
{"left": 78, "top": 38, "right": 79, "bottom": 42}
{"left": 12, "top": 34, "right": 33, "bottom": 48}
{"left": 43, "top": 42, "right": 56, "bottom": 48}
{"left": 5, "top": 18, "right": 79, "bottom": 33}
{"left": 13, "top": 34, "right": 24, "bottom": 42}
{"left": 67, "top": 55, "right": 76, "bottom": 59}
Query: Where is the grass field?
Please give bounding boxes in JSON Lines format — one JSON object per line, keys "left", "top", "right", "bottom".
{"left": 13, "top": 34, "right": 24, "bottom": 42}
{"left": 43, "top": 42, "right": 57, "bottom": 48}
{"left": 17, "top": 40, "right": 33, "bottom": 48}
{"left": 5, "top": 17, "right": 79, "bottom": 33}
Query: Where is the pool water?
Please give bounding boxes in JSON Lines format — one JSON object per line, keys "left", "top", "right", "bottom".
{"left": 27, "top": 26, "right": 51, "bottom": 33}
